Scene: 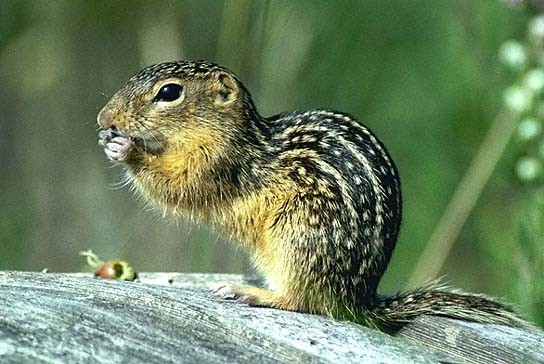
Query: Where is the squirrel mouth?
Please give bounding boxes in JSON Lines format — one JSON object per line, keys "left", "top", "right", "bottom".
{"left": 99, "top": 127, "right": 165, "bottom": 155}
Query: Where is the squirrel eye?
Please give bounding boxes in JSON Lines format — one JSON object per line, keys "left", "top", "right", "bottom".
{"left": 154, "top": 83, "right": 183, "bottom": 102}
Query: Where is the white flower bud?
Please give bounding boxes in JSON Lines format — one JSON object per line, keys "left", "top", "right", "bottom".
{"left": 503, "top": 86, "right": 532, "bottom": 113}
{"left": 499, "top": 41, "right": 527, "bottom": 70}
{"left": 524, "top": 68, "right": 544, "bottom": 92}
{"left": 529, "top": 15, "right": 544, "bottom": 40}
{"left": 516, "top": 156, "right": 542, "bottom": 182}
{"left": 517, "top": 117, "right": 542, "bottom": 141}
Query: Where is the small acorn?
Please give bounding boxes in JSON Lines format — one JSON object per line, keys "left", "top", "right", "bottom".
{"left": 80, "top": 250, "right": 138, "bottom": 281}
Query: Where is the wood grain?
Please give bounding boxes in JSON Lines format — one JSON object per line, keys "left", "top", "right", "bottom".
{"left": 0, "top": 272, "right": 541, "bottom": 364}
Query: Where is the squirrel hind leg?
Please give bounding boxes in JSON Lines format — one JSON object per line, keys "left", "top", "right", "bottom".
{"left": 210, "top": 283, "right": 298, "bottom": 311}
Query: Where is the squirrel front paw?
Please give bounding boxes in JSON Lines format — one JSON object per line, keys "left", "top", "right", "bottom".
{"left": 210, "top": 283, "right": 255, "bottom": 304}
{"left": 210, "top": 283, "right": 290, "bottom": 309}
{"left": 98, "top": 128, "right": 134, "bottom": 162}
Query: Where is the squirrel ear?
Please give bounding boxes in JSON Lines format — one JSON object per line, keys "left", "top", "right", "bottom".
{"left": 214, "top": 71, "right": 240, "bottom": 105}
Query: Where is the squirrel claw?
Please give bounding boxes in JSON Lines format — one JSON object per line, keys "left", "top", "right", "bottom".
{"left": 210, "top": 283, "right": 253, "bottom": 305}
{"left": 103, "top": 136, "right": 134, "bottom": 162}
{"left": 209, "top": 283, "right": 238, "bottom": 300}
{"left": 98, "top": 128, "right": 134, "bottom": 162}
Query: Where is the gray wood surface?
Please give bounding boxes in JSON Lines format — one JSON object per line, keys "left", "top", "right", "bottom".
{"left": 0, "top": 271, "right": 542, "bottom": 364}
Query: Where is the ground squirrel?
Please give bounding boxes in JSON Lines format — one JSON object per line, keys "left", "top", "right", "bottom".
{"left": 97, "top": 60, "right": 529, "bottom": 330}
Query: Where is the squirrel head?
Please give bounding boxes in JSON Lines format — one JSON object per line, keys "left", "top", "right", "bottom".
{"left": 97, "top": 60, "right": 253, "bottom": 155}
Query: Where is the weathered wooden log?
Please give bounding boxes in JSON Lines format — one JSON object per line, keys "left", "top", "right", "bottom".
{"left": 0, "top": 271, "right": 542, "bottom": 363}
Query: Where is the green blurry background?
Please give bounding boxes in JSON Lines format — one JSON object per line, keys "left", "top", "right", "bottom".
{"left": 1, "top": 1, "right": 542, "bottom": 325}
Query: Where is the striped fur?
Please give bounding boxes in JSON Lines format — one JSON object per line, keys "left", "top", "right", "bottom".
{"left": 97, "top": 60, "right": 529, "bottom": 330}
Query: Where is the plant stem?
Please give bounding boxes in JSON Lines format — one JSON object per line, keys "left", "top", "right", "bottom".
{"left": 407, "top": 110, "right": 518, "bottom": 288}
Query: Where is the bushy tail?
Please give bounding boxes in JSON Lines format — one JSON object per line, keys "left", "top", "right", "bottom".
{"left": 369, "top": 282, "right": 531, "bottom": 330}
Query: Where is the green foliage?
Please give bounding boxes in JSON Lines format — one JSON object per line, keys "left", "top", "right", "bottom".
{"left": 515, "top": 190, "right": 544, "bottom": 326}
{"left": 500, "top": 14, "right": 544, "bottom": 183}
{"left": 495, "top": 11, "right": 544, "bottom": 326}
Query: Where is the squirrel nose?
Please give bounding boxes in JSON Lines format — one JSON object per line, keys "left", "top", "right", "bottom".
{"left": 97, "top": 106, "right": 115, "bottom": 129}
